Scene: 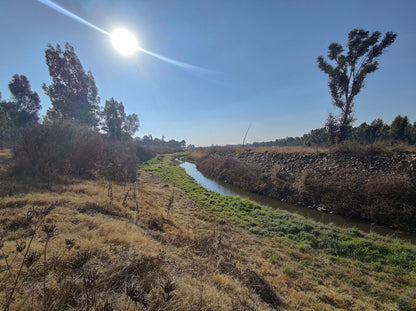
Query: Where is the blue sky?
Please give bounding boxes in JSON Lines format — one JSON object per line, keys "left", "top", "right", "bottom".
{"left": 0, "top": 0, "right": 415, "bottom": 146}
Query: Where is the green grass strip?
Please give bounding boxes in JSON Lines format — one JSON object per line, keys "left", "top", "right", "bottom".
{"left": 141, "top": 153, "right": 416, "bottom": 273}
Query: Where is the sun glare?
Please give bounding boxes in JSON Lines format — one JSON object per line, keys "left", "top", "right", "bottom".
{"left": 111, "top": 28, "right": 139, "bottom": 56}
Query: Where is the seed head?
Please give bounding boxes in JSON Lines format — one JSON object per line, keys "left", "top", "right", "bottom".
{"left": 42, "top": 224, "right": 57, "bottom": 240}
{"left": 161, "top": 279, "right": 176, "bottom": 302}
{"left": 126, "top": 283, "right": 150, "bottom": 307}
{"left": 24, "top": 251, "right": 41, "bottom": 268}
{"left": 65, "top": 238, "right": 75, "bottom": 250}
{"left": 16, "top": 240, "right": 26, "bottom": 253}
{"left": 66, "top": 250, "right": 92, "bottom": 269}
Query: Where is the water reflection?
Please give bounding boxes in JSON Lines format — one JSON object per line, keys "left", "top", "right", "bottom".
{"left": 180, "top": 161, "right": 416, "bottom": 244}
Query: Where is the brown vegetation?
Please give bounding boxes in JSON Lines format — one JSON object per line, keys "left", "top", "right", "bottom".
{"left": 2, "top": 171, "right": 415, "bottom": 310}
{"left": 0, "top": 172, "right": 287, "bottom": 310}
{"left": 1, "top": 145, "right": 416, "bottom": 310}
{"left": 188, "top": 143, "right": 416, "bottom": 231}
{"left": 2, "top": 120, "right": 140, "bottom": 191}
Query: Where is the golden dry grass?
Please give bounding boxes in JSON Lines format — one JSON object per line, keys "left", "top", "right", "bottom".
{"left": 0, "top": 172, "right": 414, "bottom": 310}
{"left": 0, "top": 148, "right": 12, "bottom": 159}
{"left": 188, "top": 142, "right": 416, "bottom": 160}
{"left": 188, "top": 146, "right": 328, "bottom": 160}
{"left": 0, "top": 175, "right": 281, "bottom": 310}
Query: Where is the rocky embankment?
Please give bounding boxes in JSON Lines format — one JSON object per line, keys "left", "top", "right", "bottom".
{"left": 189, "top": 148, "right": 416, "bottom": 231}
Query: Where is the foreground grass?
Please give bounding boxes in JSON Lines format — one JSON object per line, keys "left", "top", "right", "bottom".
{"left": 1, "top": 152, "right": 415, "bottom": 310}
{"left": 142, "top": 153, "right": 416, "bottom": 310}
{"left": 1, "top": 168, "right": 285, "bottom": 310}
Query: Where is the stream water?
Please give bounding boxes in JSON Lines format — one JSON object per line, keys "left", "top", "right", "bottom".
{"left": 180, "top": 161, "right": 416, "bottom": 244}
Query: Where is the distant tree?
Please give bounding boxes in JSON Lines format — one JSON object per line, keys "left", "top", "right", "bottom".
{"left": 42, "top": 43, "right": 100, "bottom": 127}
{"left": 102, "top": 97, "right": 139, "bottom": 140}
{"left": 353, "top": 122, "right": 370, "bottom": 143}
{"left": 309, "top": 128, "right": 328, "bottom": 145}
{"left": 411, "top": 122, "right": 416, "bottom": 144}
{"left": 124, "top": 113, "right": 140, "bottom": 137}
{"left": 325, "top": 113, "right": 339, "bottom": 145}
{"left": 0, "top": 75, "right": 41, "bottom": 142}
{"left": 102, "top": 98, "right": 125, "bottom": 140}
{"left": 390, "top": 115, "right": 411, "bottom": 142}
{"left": 317, "top": 29, "right": 397, "bottom": 141}
{"left": 141, "top": 135, "right": 153, "bottom": 145}
{"left": 369, "top": 118, "right": 389, "bottom": 142}
{"left": 8, "top": 74, "right": 41, "bottom": 126}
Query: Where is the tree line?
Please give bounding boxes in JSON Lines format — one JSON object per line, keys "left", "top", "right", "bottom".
{"left": 0, "top": 42, "right": 139, "bottom": 144}
{"left": 0, "top": 43, "right": 187, "bottom": 183}
{"left": 138, "top": 135, "right": 186, "bottom": 149}
{"left": 248, "top": 115, "right": 416, "bottom": 148}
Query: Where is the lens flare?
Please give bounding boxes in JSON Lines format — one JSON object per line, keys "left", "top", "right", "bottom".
{"left": 36, "top": 0, "right": 110, "bottom": 36}
{"left": 111, "top": 29, "right": 139, "bottom": 56}
{"left": 36, "top": 0, "right": 213, "bottom": 73}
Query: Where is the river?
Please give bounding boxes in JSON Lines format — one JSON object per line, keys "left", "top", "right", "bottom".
{"left": 180, "top": 161, "right": 416, "bottom": 244}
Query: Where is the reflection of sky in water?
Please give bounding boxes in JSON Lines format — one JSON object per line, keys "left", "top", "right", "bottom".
{"left": 180, "top": 161, "right": 416, "bottom": 244}
{"left": 180, "top": 162, "right": 235, "bottom": 196}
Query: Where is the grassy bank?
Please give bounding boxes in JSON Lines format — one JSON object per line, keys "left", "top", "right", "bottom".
{"left": 142, "top": 153, "right": 416, "bottom": 309}
{"left": 187, "top": 145, "right": 416, "bottom": 231}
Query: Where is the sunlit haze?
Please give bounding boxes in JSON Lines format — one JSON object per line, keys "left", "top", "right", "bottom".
{"left": 111, "top": 29, "right": 139, "bottom": 56}
{"left": 1, "top": 0, "right": 416, "bottom": 146}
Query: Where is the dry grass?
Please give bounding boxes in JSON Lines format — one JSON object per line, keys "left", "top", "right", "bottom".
{"left": 1, "top": 170, "right": 414, "bottom": 310}
{"left": 188, "top": 146, "right": 328, "bottom": 160}
{"left": 189, "top": 141, "right": 416, "bottom": 160}
{"left": 0, "top": 148, "right": 12, "bottom": 159}
{"left": 0, "top": 175, "right": 282, "bottom": 310}
{"left": 0, "top": 148, "right": 12, "bottom": 174}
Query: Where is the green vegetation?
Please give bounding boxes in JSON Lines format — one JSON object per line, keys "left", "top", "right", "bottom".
{"left": 141, "top": 153, "right": 416, "bottom": 274}
{"left": 246, "top": 115, "right": 416, "bottom": 148}
{"left": 0, "top": 75, "right": 41, "bottom": 142}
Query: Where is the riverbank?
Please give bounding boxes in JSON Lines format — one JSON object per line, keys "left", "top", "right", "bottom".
{"left": 180, "top": 160, "right": 416, "bottom": 243}
{"left": 187, "top": 145, "right": 416, "bottom": 231}
{"left": 141, "top": 153, "right": 416, "bottom": 310}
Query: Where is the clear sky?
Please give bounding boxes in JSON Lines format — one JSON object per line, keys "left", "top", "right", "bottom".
{"left": 0, "top": 0, "right": 415, "bottom": 146}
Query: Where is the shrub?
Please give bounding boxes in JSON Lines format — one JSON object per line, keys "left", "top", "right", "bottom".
{"left": 100, "top": 138, "right": 139, "bottom": 183}
{"left": 12, "top": 120, "right": 104, "bottom": 180}
{"left": 10, "top": 120, "right": 139, "bottom": 183}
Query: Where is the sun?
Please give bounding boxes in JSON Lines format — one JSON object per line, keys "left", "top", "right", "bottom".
{"left": 111, "top": 28, "right": 139, "bottom": 55}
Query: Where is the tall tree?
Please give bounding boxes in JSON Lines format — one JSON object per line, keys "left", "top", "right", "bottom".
{"left": 102, "top": 98, "right": 139, "bottom": 140}
{"left": 317, "top": 29, "right": 397, "bottom": 141}
{"left": 42, "top": 43, "right": 100, "bottom": 127}
{"left": 8, "top": 74, "right": 41, "bottom": 126}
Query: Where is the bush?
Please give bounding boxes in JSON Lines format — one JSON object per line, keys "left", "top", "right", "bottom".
{"left": 12, "top": 120, "right": 104, "bottom": 180}
{"left": 11, "top": 120, "right": 139, "bottom": 183}
{"left": 100, "top": 138, "right": 139, "bottom": 183}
